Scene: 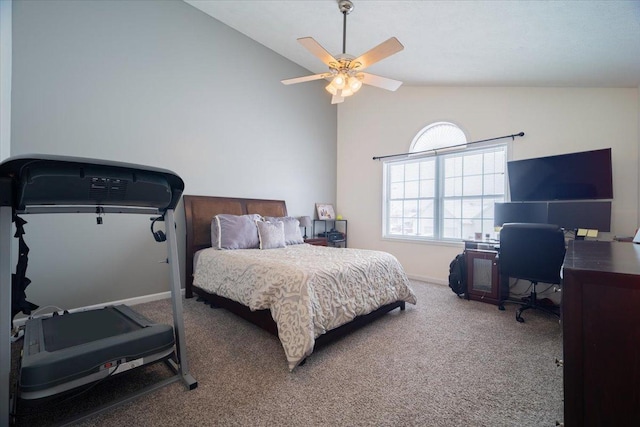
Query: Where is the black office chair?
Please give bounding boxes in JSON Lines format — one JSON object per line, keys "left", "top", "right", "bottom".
{"left": 499, "top": 223, "right": 566, "bottom": 323}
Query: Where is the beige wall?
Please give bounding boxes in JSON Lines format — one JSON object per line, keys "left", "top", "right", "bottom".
{"left": 337, "top": 86, "right": 639, "bottom": 284}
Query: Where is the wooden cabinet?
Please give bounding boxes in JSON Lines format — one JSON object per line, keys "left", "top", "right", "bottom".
{"left": 562, "top": 240, "right": 640, "bottom": 426}
{"left": 465, "top": 248, "right": 502, "bottom": 305}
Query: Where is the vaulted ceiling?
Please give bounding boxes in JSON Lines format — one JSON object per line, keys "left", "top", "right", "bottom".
{"left": 185, "top": 0, "right": 640, "bottom": 88}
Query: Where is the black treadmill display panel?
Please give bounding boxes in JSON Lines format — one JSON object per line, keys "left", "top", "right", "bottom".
{"left": 0, "top": 154, "right": 185, "bottom": 211}
{"left": 18, "top": 165, "right": 172, "bottom": 210}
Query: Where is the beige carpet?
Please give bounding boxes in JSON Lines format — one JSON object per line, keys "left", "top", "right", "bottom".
{"left": 12, "top": 281, "right": 564, "bottom": 426}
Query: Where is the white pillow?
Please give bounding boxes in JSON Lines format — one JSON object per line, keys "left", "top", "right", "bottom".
{"left": 264, "top": 216, "right": 304, "bottom": 245}
{"left": 211, "top": 214, "right": 261, "bottom": 250}
{"left": 256, "top": 220, "right": 286, "bottom": 249}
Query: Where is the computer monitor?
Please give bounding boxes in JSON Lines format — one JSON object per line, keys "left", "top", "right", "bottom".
{"left": 494, "top": 202, "right": 548, "bottom": 227}
{"left": 547, "top": 201, "right": 611, "bottom": 232}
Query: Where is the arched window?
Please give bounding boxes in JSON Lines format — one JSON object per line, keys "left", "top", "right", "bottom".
{"left": 410, "top": 121, "right": 467, "bottom": 152}
{"left": 383, "top": 122, "right": 506, "bottom": 241}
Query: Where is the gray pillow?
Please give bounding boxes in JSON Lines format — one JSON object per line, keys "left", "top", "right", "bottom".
{"left": 211, "top": 214, "right": 261, "bottom": 250}
{"left": 257, "top": 220, "right": 286, "bottom": 249}
{"left": 264, "top": 216, "right": 305, "bottom": 245}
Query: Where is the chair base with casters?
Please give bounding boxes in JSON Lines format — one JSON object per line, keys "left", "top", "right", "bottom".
{"left": 513, "top": 281, "right": 560, "bottom": 323}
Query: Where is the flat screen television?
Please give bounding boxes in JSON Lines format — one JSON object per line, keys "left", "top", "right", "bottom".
{"left": 507, "top": 148, "right": 613, "bottom": 202}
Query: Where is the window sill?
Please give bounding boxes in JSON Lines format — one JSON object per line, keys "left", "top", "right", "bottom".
{"left": 381, "top": 235, "right": 465, "bottom": 248}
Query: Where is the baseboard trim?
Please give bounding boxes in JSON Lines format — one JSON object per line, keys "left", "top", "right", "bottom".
{"left": 13, "top": 276, "right": 444, "bottom": 328}
{"left": 12, "top": 289, "right": 182, "bottom": 328}
{"left": 406, "top": 274, "right": 447, "bottom": 286}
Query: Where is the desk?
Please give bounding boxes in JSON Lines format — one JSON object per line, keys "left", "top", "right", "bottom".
{"left": 562, "top": 240, "right": 640, "bottom": 426}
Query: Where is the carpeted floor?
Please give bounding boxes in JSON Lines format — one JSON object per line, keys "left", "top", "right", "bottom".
{"left": 12, "top": 281, "right": 564, "bottom": 426}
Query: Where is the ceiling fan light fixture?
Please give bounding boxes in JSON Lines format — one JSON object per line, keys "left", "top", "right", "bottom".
{"left": 341, "top": 87, "right": 354, "bottom": 97}
{"left": 325, "top": 83, "right": 338, "bottom": 95}
{"left": 348, "top": 75, "right": 363, "bottom": 93}
{"left": 330, "top": 73, "right": 347, "bottom": 90}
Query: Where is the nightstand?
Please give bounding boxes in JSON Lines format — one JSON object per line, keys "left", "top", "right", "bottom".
{"left": 312, "top": 219, "right": 347, "bottom": 247}
{"left": 304, "top": 238, "right": 328, "bottom": 246}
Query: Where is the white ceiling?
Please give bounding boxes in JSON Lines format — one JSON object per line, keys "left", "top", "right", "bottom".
{"left": 185, "top": 0, "right": 640, "bottom": 88}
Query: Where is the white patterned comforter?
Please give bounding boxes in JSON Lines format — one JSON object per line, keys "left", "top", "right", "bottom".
{"left": 193, "top": 244, "right": 417, "bottom": 370}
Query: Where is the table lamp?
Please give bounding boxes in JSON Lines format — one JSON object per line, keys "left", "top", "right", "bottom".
{"left": 299, "top": 216, "right": 312, "bottom": 239}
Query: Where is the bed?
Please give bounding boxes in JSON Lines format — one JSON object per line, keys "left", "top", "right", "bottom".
{"left": 184, "top": 195, "right": 417, "bottom": 370}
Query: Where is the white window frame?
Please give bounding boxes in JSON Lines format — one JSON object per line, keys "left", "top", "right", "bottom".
{"left": 382, "top": 123, "right": 507, "bottom": 242}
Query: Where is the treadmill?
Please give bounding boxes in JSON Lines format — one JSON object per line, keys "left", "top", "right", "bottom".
{"left": 0, "top": 154, "right": 197, "bottom": 425}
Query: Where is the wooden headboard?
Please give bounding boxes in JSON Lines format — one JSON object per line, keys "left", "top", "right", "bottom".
{"left": 183, "top": 195, "right": 287, "bottom": 298}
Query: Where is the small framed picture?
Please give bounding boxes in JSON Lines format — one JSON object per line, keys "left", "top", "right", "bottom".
{"left": 316, "top": 203, "right": 335, "bottom": 220}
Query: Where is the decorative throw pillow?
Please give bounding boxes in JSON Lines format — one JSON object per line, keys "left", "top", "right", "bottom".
{"left": 256, "top": 220, "right": 286, "bottom": 249}
{"left": 264, "top": 216, "right": 305, "bottom": 245}
{"left": 211, "top": 214, "right": 261, "bottom": 250}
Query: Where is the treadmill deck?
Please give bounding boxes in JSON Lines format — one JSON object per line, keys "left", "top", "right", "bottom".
{"left": 20, "top": 305, "right": 175, "bottom": 401}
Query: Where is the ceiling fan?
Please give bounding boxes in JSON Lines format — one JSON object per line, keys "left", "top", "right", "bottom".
{"left": 281, "top": 0, "right": 404, "bottom": 104}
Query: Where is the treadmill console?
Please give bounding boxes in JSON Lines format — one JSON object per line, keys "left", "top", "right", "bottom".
{"left": 0, "top": 154, "right": 184, "bottom": 212}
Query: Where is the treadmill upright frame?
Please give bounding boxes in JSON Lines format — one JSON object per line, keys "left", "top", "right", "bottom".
{"left": 0, "top": 155, "right": 197, "bottom": 425}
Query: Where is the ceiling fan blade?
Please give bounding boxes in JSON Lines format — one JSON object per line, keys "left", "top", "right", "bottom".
{"left": 331, "top": 94, "right": 345, "bottom": 104}
{"left": 298, "top": 37, "right": 338, "bottom": 67}
{"left": 361, "top": 73, "right": 403, "bottom": 91}
{"left": 353, "top": 37, "right": 404, "bottom": 70}
{"left": 281, "top": 73, "right": 330, "bottom": 85}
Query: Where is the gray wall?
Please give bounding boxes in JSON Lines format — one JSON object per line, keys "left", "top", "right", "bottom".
{"left": 11, "top": 0, "right": 337, "bottom": 310}
{"left": 0, "top": 0, "right": 11, "bottom": 161}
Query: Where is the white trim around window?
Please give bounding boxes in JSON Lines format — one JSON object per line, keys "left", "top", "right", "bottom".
{"left": 382, "top": 143, "right": 507, "bottom": 242}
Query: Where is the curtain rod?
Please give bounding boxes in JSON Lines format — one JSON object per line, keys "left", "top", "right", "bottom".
{"left": 372, "top": 132, "right": 525, "bottom": 161}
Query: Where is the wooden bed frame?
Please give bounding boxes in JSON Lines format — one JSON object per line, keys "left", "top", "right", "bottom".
{"left": 183, "top": 195, "right": 405, "bottom": 351}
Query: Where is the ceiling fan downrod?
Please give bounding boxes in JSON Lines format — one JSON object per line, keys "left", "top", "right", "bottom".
{"left": 338, "top": 0, "right": 354, "bottom": 55}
